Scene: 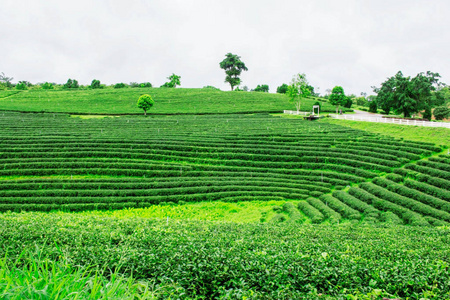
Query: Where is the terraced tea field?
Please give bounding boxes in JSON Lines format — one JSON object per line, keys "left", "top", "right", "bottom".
{"left": 0, "top": 90, "right": 449, "bottom": 298}
{"left": 0, "top": 111, "right": 448, "bottom": 228}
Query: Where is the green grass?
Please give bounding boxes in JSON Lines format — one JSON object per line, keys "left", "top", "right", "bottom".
{"left": 322, "top": 118, "right": 450, "bottom": 148}
{"left": 78, "top": 200, "right": 284, "bottom": 223}
{"left": 0, "top": 253, "right": 155, "bottom": 300}
{"left": 0, "top": 87, "right": 337, "bottom": 115}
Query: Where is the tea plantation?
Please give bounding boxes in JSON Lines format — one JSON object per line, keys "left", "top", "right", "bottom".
{"left": 0, "top": 89, "right": 449, "bottom": 299}
{"left": 0, "top": 87, "right": 338, "bottom": 114}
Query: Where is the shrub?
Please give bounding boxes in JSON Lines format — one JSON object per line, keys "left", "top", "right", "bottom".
{"left": 41, "top": 82, "right": 54, "bottom": 90}
{"left": 63, "top": 79, "right": 79, "bottom": 89}
{"left": 16, "top": 82, "right": 28, "bottom": 90}
{"left": 203, "top": 86, "right": 220, "bottom": 91}
{"left": 90, "top": 79, "right": 101, "bottom": 89}
{"left": 140, "top": 82, "right": 152, "bottom": 88}
{"left": 276, "top": 84, "right": 288, "bottom": 94}
{"left": 114, "top": 83, "right": 127, "bottom": 89}
{"left": 254, "top": 84, "right": 269, "bottom": 92}
{"left": 297, "top": 201, "right": 324, "bottom": 223}
{"left": 433, "top": 106, "right": 450, "bottom": 120}
{"left": 369, "top": 100, "right": 377, "bottom": 113}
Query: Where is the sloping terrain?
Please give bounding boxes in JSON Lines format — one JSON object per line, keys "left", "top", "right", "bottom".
{"left": 0, "top": 87, "right": 337, "bottom": 114}
{"left": 0, "top": 111, "right": 447, "bottom": 228}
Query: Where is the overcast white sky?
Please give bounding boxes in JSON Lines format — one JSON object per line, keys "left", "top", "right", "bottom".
{"left": 1, "top": 0, "right": 449, "bottom": 95}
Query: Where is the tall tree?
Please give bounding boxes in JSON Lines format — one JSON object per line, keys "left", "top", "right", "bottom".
{"left": 219, "top": 53, "right": 248, "bottom": 91}
{"left": 328, "top": 86, "right": 347, "bottom": 114}
{"left": 374, "top": 71, "right": 443, "bottom": 118}
{"left": 286, "top": 73, "right": 311, "bottom": 113}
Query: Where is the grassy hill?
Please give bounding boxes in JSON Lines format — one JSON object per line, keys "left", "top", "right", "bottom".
{"left": 0, "top": 87, "right": 337, "bottom": 114}
{"left": 0, "top": 91, "right": 450, "bottom": 298}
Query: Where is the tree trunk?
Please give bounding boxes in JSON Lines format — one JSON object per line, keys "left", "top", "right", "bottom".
{"left": 144, "top": 110, "right": 147, "bottom": 116}
{"left": 336, "top": 105, "right": 339, "bottom": 114}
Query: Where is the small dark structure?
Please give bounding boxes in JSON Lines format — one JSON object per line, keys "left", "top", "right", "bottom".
{"left": 303, "top": 115, "right": 321, "bottom": 121}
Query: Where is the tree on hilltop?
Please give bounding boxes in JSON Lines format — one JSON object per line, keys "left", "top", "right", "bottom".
{"left": 277, "top": 83, "right": 288, "bottom": 94}
{"left": 161, "top": 74, "right": 181, "bottom": 88}
{"left": 63, "top": 79, "right": 79, "bottom": 89}
{"left": 219, "top": 53, "right": 248, "bottom": 91}
{"left": 90, "top": 79, "right": 101, "bottom": 89}
{"left": 254, "top": 84, "right": 269, "bottom": 92}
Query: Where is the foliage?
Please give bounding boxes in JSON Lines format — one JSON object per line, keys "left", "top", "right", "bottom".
{"left": 130, "top": 82, "right": 152, "bottom": 88}
{"left": 286, "top": 73, "right": 311, "bottom": 112}
{"left": 369, "top": 99, "right": 377, "bottom": 113}
{"left": 328, "top": 86, "right": 347, "bottom": 113}
{"left": 141, "top": 82, "right": 152, "bottom": 88}
{"left": 15, "top": 81, "right": 28, "bottom": 90}
{"left": 90, "top": 79, "right": 101, "bottom": 89}
{"left": 137, "top": 94, "right": 154, "bottom": 115}
{"left": 355, "top": 96, "right": 368, "bottom": 107}
{"left": 219, "top": 53, "right": 248, "bottom": 91}
{"left": 276, "top": 83, "right": 288, "bottom": 94}
{"left": 0, "top": 72, "right": 13, "bottom": 89}
{"left": 114, "top": 83, "right": 127, "bottom": 89}
{"left": 343, "top": 96, "right": 352, "bottom": 108}
{"left": 63, "top": 79, "right": 79, "bottom": 89}
{"left": 2, "top": 213, "right": 450, "bottom": 298}
{"left": 161, "top": 74, "right": 181, "bottom": 88}
{"left": 422, "top": 105, "right": 432, "bottom": 120}
{"left": 254, "top": 84, "right": 269, "bottom": 92}
{"left": 433, "top": 105, "right": 450, "bottom": 120}
{"left": 202, "top": 85, "right": 220, "bottom": 90}
{"left": 373, "top": 71, "right": 443, "bottom": 117}
{"left": 306, "top": 84, "right": 316, "bottom": 96}
{"left": 41, "top": 82, "right": 54, "bottom": 90}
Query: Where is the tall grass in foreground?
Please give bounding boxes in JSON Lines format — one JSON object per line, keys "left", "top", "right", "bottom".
{"left": 0, "top": 251, "right": 158, "bottom": 300}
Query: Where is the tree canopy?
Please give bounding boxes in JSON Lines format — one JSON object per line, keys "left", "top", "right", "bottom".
{"left": 137, "top": 94, "right": 154, "bottom": 115}
{"left": 219, "top": 53, "right": 248, "bottom": 91}
{"left": 328, "top": 86, "right": 347, "bottom": 113}
{"left": 90, "top": 79, "right": 101, "bottom": 89}
{"left": 254, "top": 84, "right": 269, "bottom": 92}
{"left": 63, "top": 79, "right": 79, "bottom": 89}
{"left": 161, "top": 74, "right": 181, "bottom": 88}
{"left": 276, "top": 83, "right": 288, "bottom": 94}
{"left": 373, "top": 71, "right": 443, "bottom": 118}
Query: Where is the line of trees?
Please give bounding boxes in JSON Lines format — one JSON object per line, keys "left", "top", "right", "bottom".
{"left": 372, "top": 71, "right": 448, "bottom": 120}
{"left": 0, "top": 73, "right": 182, "bottom": 91}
